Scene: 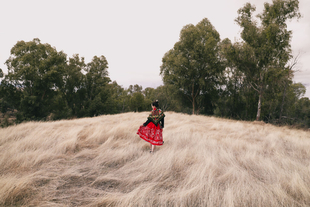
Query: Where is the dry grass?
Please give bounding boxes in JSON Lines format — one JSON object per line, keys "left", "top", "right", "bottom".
{"left": 0, "top": 112, "right": 310, "bottom": 207}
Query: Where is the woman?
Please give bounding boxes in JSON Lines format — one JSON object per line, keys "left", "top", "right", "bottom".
{"left": 137, "top": 100, "right": 165, "bottom": 153}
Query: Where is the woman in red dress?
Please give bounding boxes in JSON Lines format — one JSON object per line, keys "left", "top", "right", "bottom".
{"left": 137, "top": 100, "right": 165, "bottom": 153}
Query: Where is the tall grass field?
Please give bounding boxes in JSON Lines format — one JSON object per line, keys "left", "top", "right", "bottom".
{"left": 0, "top": 112, "right": 310, "bottom": 206}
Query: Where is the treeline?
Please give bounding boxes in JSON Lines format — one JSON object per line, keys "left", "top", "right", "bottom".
{"left": 0, "top": 37, "right": 309, "bottom": 128}
{"left": 1, "top": 0, "right": 310, "bottom": 128}
{"left": 0, "top": 39, "right": 176, "bottom": 125}
{"left": 160, "top": 0, "right": 310, "bottom": 128}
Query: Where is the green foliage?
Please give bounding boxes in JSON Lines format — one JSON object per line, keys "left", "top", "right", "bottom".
{"left": 160, "top": 18, "right": 224, "bottom": 114}
{"left": 154, "top": 85, "right": 183, "bottom": 112}
{"left": 5, "top": 38, "right": 67, "bottom": 121}
{"left": 294, "top": 97, "right": 310, "bottom": 127}
{"left": 0, "top": 79, "right": 21, "bottom": 114}
{"left": 223, "top": 0, "right": 301, "bottom": 121}
{"left": 265, "top": 82, "right": 310, "bottom": 127}
{"left": 63, "top": 54, "right": 86, "bottom": 117}
{"left": 258, "top": 0, "right": 301, "bottom": 27}
{"left": 0, "top": 115, "right": 12, "bottom": 128}
{"left": 83, "top": 55, "right": 111, "bottom": 116}
{"left": 106, "top": 81, "right": 130, "bottom": 113}
{"left": 2, "top": 39, "right": 114, "bottom": 121}
{"left": 130, "top": 92, "right": 144, "bottom": 112}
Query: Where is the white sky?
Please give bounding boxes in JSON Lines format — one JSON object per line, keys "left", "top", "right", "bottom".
{"left": 1, "top": 0, "right": 309, "bottom": 97}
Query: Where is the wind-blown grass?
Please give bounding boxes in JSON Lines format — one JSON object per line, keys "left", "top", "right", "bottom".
{"left": 0, "top": 112, "right": 310, "bottom": 206}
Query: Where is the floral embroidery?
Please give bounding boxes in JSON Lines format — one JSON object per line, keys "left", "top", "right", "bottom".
{"left": 147, "top": 109, "right": 165, "bottom": 125}
{"left": 137, "top": 122, "right": 163, "bottom": 145}
{"left": 137, "top": 108, "right": 165, "bottom": 146}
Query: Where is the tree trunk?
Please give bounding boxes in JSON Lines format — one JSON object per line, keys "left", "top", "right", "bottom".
{"left": 279, "top": 81, "right": 288, "bottom": 121}
{"left": 192, "top": 97, "right": 195, "bottom": 115}
{"left": 256, "top": 86, "right": 263, "bottom": 121}
{"left": 41, "top": 90, "right": 46, "bottom": 101}
{"left": 192, "top": 83, "right": 195, "bottom": 114}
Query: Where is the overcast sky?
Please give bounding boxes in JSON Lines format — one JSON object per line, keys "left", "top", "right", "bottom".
{"left": 1, "top": 0, "right": 309, "bottom": 97}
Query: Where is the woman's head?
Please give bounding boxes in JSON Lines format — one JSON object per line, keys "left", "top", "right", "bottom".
{"left": 152, "top": 100, "right": 159, "bottom": 108}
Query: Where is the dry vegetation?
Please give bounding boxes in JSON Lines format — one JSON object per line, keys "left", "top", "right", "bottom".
{"left": 0, "top": 112, "right": 310, "bottom": 207}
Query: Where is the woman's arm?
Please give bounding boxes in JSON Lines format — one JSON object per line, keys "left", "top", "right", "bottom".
{"left": 143, "top": 119, "right": 151, "bottom": 126}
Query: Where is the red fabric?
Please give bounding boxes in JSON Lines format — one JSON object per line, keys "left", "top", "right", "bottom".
{"left": 137, "top": 121, "right": 163, "bottom": 146}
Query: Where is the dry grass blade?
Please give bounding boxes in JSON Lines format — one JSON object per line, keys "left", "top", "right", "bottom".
{"left": 0, "top": 112, "right": 310, "bottom": 206}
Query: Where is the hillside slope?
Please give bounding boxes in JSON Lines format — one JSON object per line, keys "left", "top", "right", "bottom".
{"left": 0, "top": 112, "right": 310, "bottom": 207}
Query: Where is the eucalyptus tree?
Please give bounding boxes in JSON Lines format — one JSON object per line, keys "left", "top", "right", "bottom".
{"left": 128, "top": 84, "right": 143, "bottom": 94}
{"left": 227, "top": 0, "right": 301, "bottom": 121}
{"left": 153, "top": 85, "right": 182, "bottom": 112}
{"left": 160, "top": 18, "right": 224, "bottom": 114}
{"left": 294, "top": 97, "right": 310, "bottom": 127}
{"left": 5, "top": 38, "right": 67, "bottom": 120}
{"left": 63, "top": 54, "right": 86, "bottom": 116}
{"left": 143, "top": 87, "right": 156, "bottom": 110}
{"left": 130, "top": 92, "right": 145, "bottom": 112}
{"left": 84, "top": 55, "right": 111, "bottom": 116}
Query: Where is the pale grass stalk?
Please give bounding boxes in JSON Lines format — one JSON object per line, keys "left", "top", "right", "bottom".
{"left": 0, "top": 112, "right": 309, "bottom": 206}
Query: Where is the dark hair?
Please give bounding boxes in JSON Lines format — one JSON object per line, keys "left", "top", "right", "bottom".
{"left": 152, "top": 100, "right": 159, "bottom": 108}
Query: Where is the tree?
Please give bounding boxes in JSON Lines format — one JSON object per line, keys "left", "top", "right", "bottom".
{"left": 230, "top": 0, "right": 301, "bottom": 121}
{"left": 270, "top": 82, "right": 307, "bottom": 126}
{"left": 153, "top": 85, "right": 183, "bottom": 112}
{"left": 143, "top": 87, "right": 155, "bottom": 110}
{"left": 0, "top": 79, "right": 22, "bottom": 115}
{"left": 63, "top": 54, "right": 86, "bottom": 117}
{"left": 130, "top": 92, "right": 144, "bottom": 112}
{"left": 143, "top": 87, "right": 156, "bottom": 102}
{"left": 128, "top": 84, "right": 143, "bottom": 94}
{"left": 5, "top": 38, "right": 67, "bottom": 120}
{"left": 160, "top": 18, "right": 224, "bottom": 114}
{"left": 84, "top": 55, "right": 111, "bottom": 116}
{"left": 294, "top": 97, "right": 310, "bottom": 127}
{"left": 107, "top": 81, "right": 131, "bottom": 113}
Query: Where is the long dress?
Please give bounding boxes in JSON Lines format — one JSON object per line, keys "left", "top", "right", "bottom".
{"left": 137, "top": 108, "right": 165, "bottom": 146}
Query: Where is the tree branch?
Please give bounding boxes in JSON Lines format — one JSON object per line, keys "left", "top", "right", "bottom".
{"left": 248, "top": 81, "right": 260, "bottom": 93}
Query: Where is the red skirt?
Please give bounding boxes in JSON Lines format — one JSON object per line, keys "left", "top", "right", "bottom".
{"left": 137, "top": 122, "right": 163, "bottom": 145}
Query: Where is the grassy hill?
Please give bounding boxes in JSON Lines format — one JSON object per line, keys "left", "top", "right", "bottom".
{"left": 0, "top": 112, "right": 310, "bottom": 207}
